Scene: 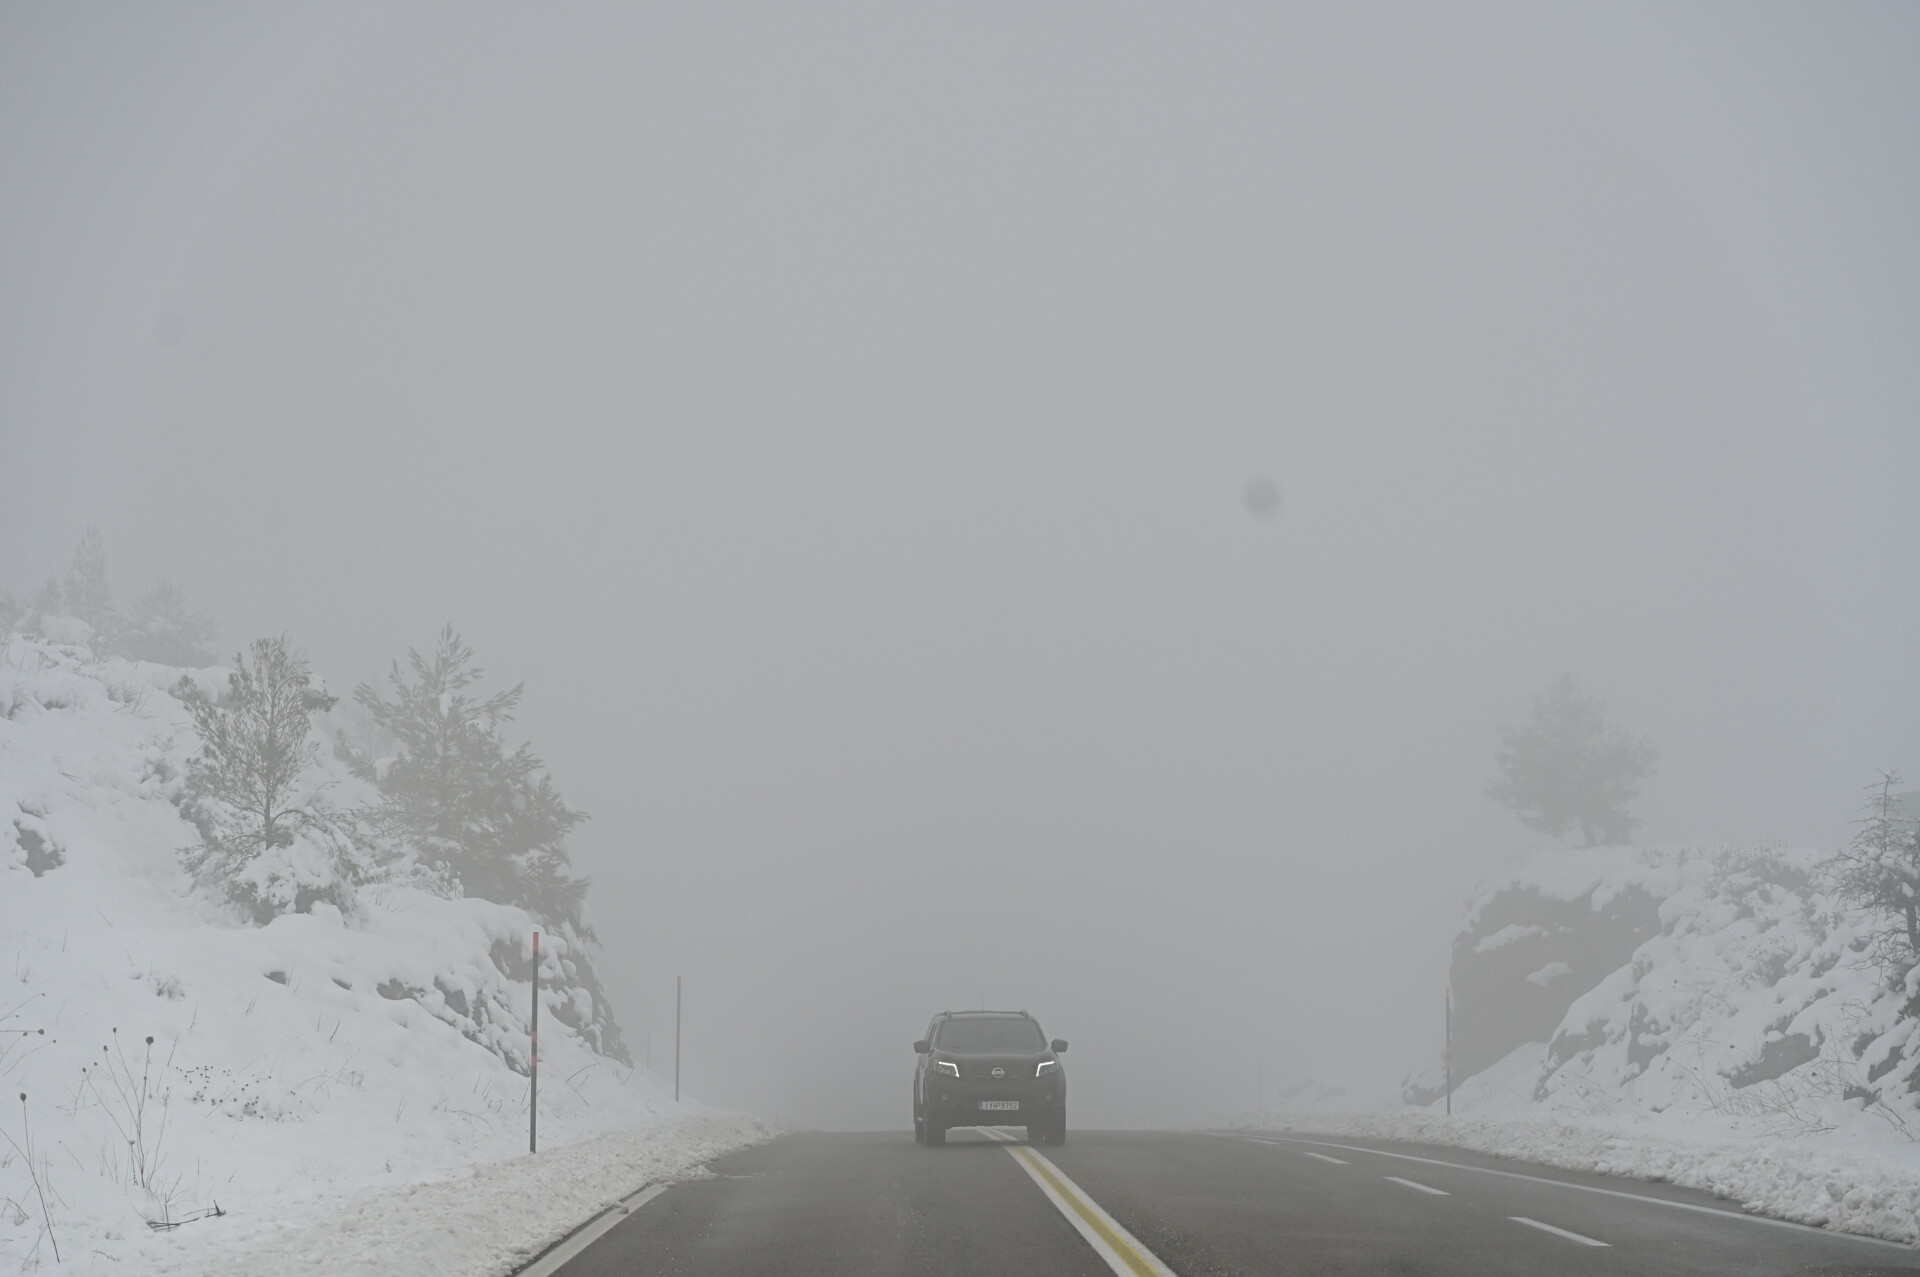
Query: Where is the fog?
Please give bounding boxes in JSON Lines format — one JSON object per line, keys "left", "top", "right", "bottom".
{"left": 5, "top": 5, "right": 1918, "bottom": 1131}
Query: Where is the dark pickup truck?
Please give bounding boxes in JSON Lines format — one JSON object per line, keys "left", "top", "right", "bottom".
{"left": 913, "top": 1009, "right": 1067, "bottom": 1146}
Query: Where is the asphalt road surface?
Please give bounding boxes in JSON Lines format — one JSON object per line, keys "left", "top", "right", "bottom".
{"left": 535, "top": 1127, "right": 1920, "bottom": 1276}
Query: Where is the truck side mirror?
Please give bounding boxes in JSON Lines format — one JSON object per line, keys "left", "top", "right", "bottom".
{"left": 1051, "top": 1039, "right": 1068, "bottom": 1053}
{"left": 914, "top": 1039, "right": 930, "bottom": 1054}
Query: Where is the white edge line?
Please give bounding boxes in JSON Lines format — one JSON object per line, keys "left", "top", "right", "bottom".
{"left": 1384, "top": 1176, "right": 1449, "bottom": 1196}
{"left": 1511, "top": 1215, "right": 1610, "bottom": 1247}
{"left": 516, "top": 1182, "right": 671, "bottom": 1277}
{"left": 1237, "top": 1137, "right": 1915, "bottom": 1251}
{"left": 982, "top": 1129, "right": 1179, "bottom": 1277}
{"left": 1299, "top": 1150, "right": 1348, "bottom": 1165}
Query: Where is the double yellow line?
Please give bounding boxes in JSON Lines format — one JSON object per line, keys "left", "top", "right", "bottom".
{"left": 979, "top": 1129, "right": 1176, "bottom": 1277}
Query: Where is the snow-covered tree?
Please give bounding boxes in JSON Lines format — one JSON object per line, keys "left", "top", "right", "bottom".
{"left": 177, "top": 635, "right": 356, "bottom": 922}
{"left": 345, "top": 628, "right": 628, "bottom": 1060}
{"left": 330, "top": 691, "right": 398, "bottom": 772}
{"left": 1486, "top": 673, "right": 1659, "bottom": 847}
{"left": 18, "top": 575, "right": 92, "bottom": 645}
{"left": 63, "top": 525, "right": 116, "bottom": 644}
{"left": 120, "top": 580, "right": 220, "bottom": 667}
{"left": 0, "top": 590, "right": 21, "bottom": 634}
{"left": 344, "top": 627, "right": 589, "bottom": 925}
{"left": 1826, "top": 772, "right": 1920, "bottom": 988}
{"left": 28, "top": 577, "right": 63, "bottom": 629}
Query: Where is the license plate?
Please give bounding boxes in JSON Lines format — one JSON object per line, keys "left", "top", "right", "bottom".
{"left": 979, "top": 1100, "right": 1021, "bottom": 1111}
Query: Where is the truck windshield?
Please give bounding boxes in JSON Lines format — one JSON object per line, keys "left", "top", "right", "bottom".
{"left": 936, "top": 1018, "right": 1046, "bottom": 1052}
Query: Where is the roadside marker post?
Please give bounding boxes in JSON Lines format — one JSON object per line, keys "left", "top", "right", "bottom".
{"left": 531, "top": 931, "right": 540, "bottom": 1153}
{"left": 674, "top": 974, "right": 682, "bottom": 1102}
{"left": 1444, "top": 985, "right": 1452, "bottom": 1117}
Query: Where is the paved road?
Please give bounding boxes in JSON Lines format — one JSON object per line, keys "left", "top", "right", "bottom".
{"left": 540, "top": 1127, "right": 1920, "bottom": 1276}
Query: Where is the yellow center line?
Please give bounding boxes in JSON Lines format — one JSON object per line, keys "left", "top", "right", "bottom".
{"left": 1009, "top": 1146, "right": 1165, "bottom": 1277}
{"left": 977, "top": 1129, "right": 1171, "bottom": 1277}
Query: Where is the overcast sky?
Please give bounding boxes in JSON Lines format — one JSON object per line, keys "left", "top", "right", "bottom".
{"left": 5, "top": 4, "right": 1918, "bottom": 1129}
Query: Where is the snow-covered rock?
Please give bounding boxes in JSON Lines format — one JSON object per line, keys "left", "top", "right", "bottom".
{"left": 1405, "top": 847, "right": 1669, "bottom": 1103}
{"left": 1412, "top": 844, "right": 1920, "bottom": 1132}
{"left": 1250, "top": 842, "right": 1920, "bottom": 1245}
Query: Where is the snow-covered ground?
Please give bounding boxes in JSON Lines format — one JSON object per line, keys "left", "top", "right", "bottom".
{"left": 0, "top": 636, "right": 773, "bottom": 1273}
{"left": 1238, "top": 842, "right": 1920, "bottom": 1245}
{"left": 188, "top": 1110, "right": 777, "bottom": 1277}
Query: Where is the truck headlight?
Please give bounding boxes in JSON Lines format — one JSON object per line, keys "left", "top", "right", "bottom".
{"left": 936, "top": 1059, "right": 960, "bottom": 1078}
{"left": 1036, "top": 1059, "right": 1058, "bottom": 1077}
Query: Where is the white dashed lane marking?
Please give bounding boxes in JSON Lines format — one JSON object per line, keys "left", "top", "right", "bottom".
{"left": 1233, "top": 1136, "right": 1914, "bottom": 1251}
{"left": 1248, "top": 1137, "right": 1615, "bottom": 1251}
{"left": 1511, "top": 1216, "right": 1610, "bottom": 1247}
{"left": 1384, "top": 1176, "right": 1449, "bottom": 1196}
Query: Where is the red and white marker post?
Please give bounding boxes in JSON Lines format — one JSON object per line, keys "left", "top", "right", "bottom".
{"left": 530, "top": 931, "right": 540, "bottom": 1153}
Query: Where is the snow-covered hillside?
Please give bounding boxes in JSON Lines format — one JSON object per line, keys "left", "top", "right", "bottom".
{"left": 1244, "top": 843, "right": 1920, "bottom": 1243}
{"left": 1418, "top": 844, "right": 1920, "bottom": 1139}
{"left": 0, "top": 636, "right": 769, "bottom": 1274}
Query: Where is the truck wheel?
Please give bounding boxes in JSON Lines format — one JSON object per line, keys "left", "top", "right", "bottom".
{"left": 925, "top": 1118, "right": 946, "bottom": 1147}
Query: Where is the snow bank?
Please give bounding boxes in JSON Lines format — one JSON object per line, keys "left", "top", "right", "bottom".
{"left": 185, "top": 1110, "right": 779, "bottom": 1277}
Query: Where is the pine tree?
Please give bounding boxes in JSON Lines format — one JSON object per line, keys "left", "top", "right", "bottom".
{"left": 63, "top": 526, "right": 116, "bottom": 643}
{"left": 30, "top": 577, "right": 62, "bottom": 622}
{"left": 1486, "top": 673, "right": 1659, "bottom": 846}
{"left": 120, "top": 580, "right": 220, "bottom": 666}
{"left": 1826, "top": 773, "right": 1920, "bottom": 988}
{"left": 177, "top": 635, "right": 352, "bottom": 921}
{"left": 344, "top": 627, "right": 589, "bottom": 923}
{"left": 24, "top": 576, "right": 74, "bottom": 644}
{"left": 345, "top": 629, "right": 628, "bottom": 1060}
